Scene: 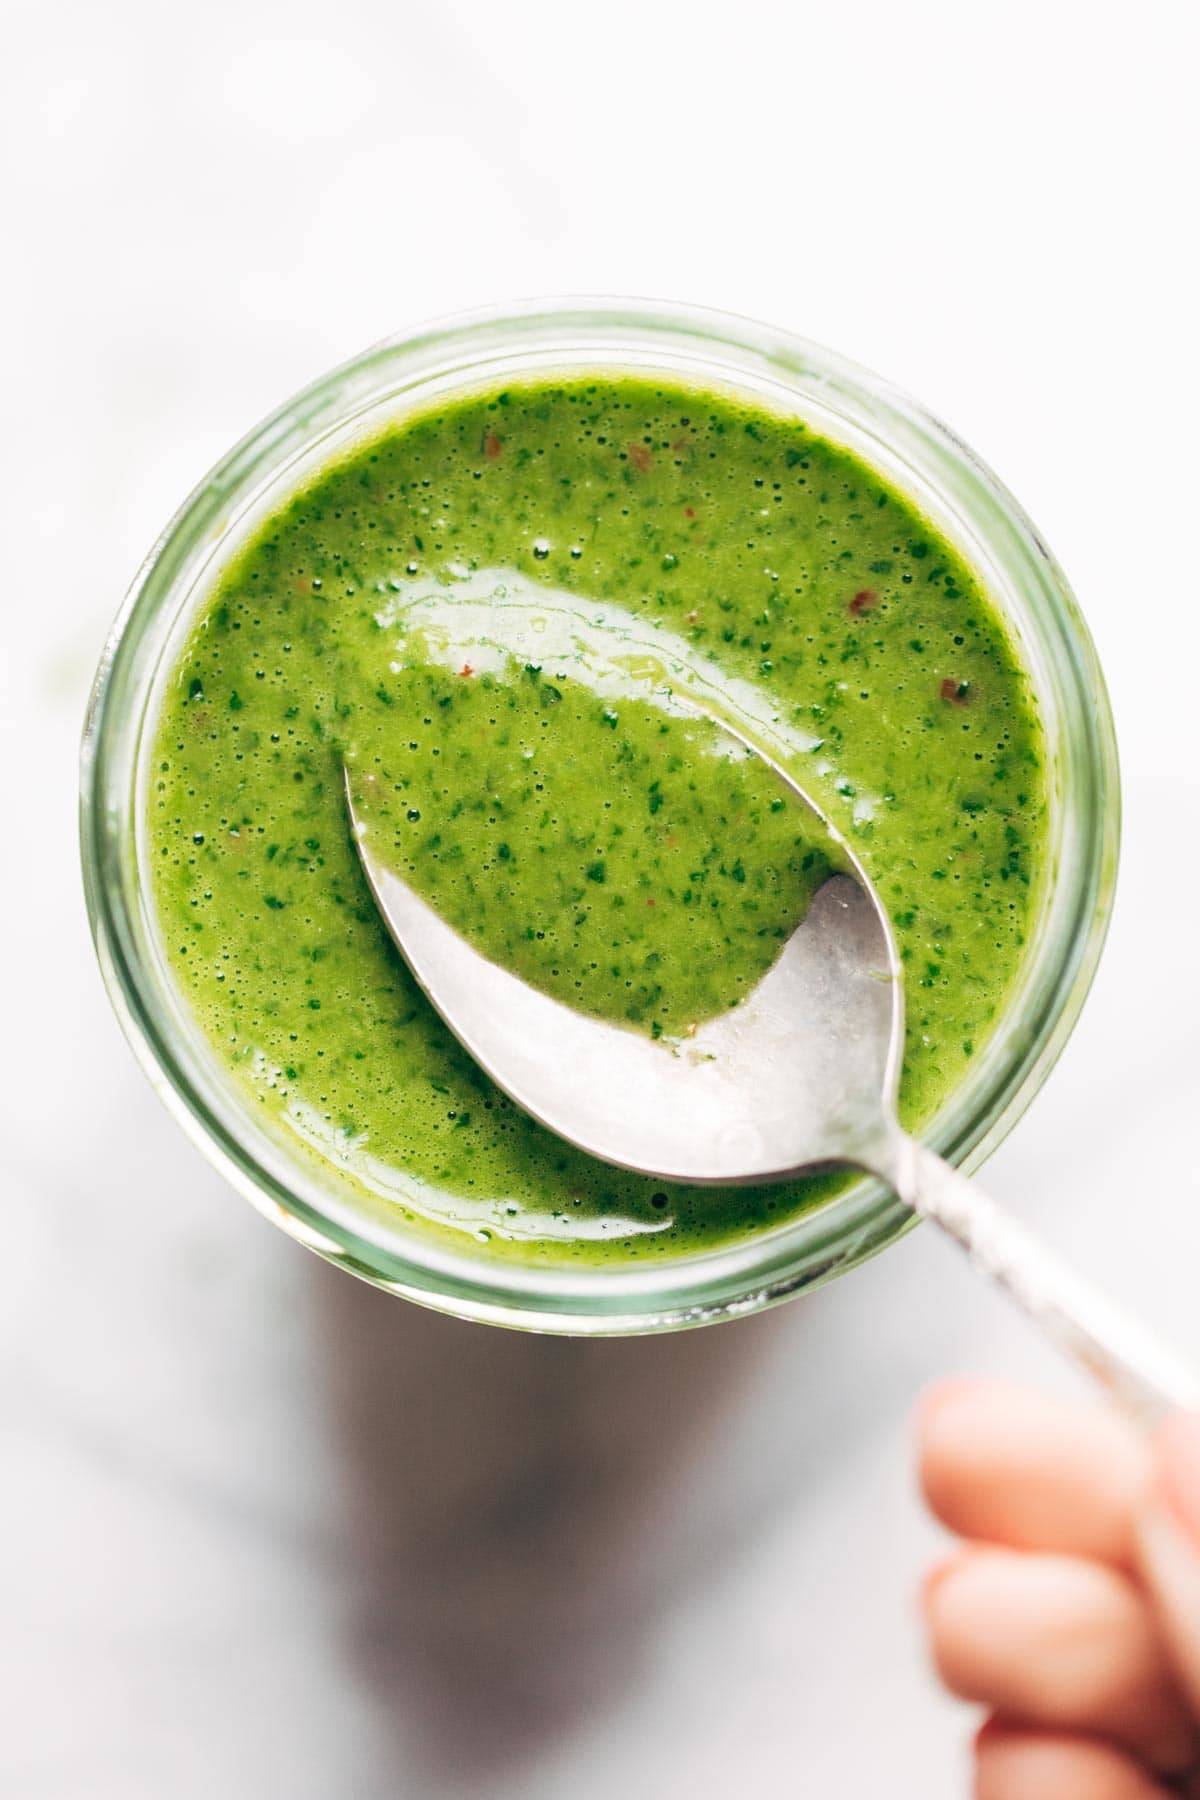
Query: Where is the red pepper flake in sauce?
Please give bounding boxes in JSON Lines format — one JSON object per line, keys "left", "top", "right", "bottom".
{"left": 459, "top": 662, "right": 475, "bottom": 678}
{"left": 684, "top": 505, "right": 696, "bottom": 520}
{"left": 848, "top": 589, "right": 878, "bottom": 617}
{"left": 940, "top": 677, "right": 971, "bottom": 704}
{"left": 482, "top": 430, "right": 502, "bottom": 460}
{"left": 627, "top": 442, "right": 653, "bottom": 473}
{"left": 645, "top": 896, "right": 656, "bottom": 907}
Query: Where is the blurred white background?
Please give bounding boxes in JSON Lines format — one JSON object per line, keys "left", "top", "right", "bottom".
{"left": 3, "top": 0, "right": 1198, "bottom": 1793}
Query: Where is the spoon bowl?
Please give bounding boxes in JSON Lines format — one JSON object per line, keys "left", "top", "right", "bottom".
{"left": 347, "top": 720, "right": 902, "bottom": 1187}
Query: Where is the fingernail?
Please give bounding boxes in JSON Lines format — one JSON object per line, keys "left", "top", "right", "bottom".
{"left": 1156, "top": 1413, "right": 1200, "bottom": 1547}
{"left": 916, "top": 1376, "right": 981, "bottom": 1432}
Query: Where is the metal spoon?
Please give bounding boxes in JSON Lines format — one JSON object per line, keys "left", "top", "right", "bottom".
{"left": 345, "top": 733, "right": 1197, "bottom": 1424}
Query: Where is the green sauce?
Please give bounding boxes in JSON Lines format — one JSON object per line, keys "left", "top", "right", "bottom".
{"left": 348, "top": 676, "right": 837, "bottom": 1039}
{"left": 150, "top": 376, "right": 1048, "bottom": 1261}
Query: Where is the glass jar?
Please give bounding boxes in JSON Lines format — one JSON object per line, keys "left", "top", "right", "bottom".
{"left": 80, "top": 299, "right": 1119, "bottom": 1333}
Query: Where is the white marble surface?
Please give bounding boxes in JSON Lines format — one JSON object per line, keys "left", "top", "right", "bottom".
{"left": 4, "top": 1, "right": 1198, "bottom": 1792}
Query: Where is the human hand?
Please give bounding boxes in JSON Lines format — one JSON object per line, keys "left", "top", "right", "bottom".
{"left": 917, "top": 1380, "right": 1200, "bottom": 1797}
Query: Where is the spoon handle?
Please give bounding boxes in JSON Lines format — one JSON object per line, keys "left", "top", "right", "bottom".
{"left": 889, "top": 1135, "right": 1200, "bottom": 1429}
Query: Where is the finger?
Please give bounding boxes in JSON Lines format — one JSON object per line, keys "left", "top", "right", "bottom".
{"left": 973, "top": 1719, "right": 1173, "bottom": 1799}
{"left": 923, "top": 1546, "right": 1197, "bottom": 1772}
{"left": 918, "top": 1378, "right": 1149, "bottom": 1565}
{"left": 1136, "top": 1414, "right": 1200, "bottom": 1717}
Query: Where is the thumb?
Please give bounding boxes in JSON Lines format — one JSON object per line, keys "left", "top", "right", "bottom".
{"left": 1136, "top": 1414, "right": 1200, "bottom": 1719}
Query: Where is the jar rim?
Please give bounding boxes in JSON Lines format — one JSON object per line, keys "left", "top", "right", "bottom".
{"left": 80, "top": 296, "right": 1120, "bottom": 1333}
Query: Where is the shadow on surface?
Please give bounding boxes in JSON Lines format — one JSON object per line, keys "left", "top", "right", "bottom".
{"left": 312, "top": 1261, "right": 788, "bottom": 1786}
